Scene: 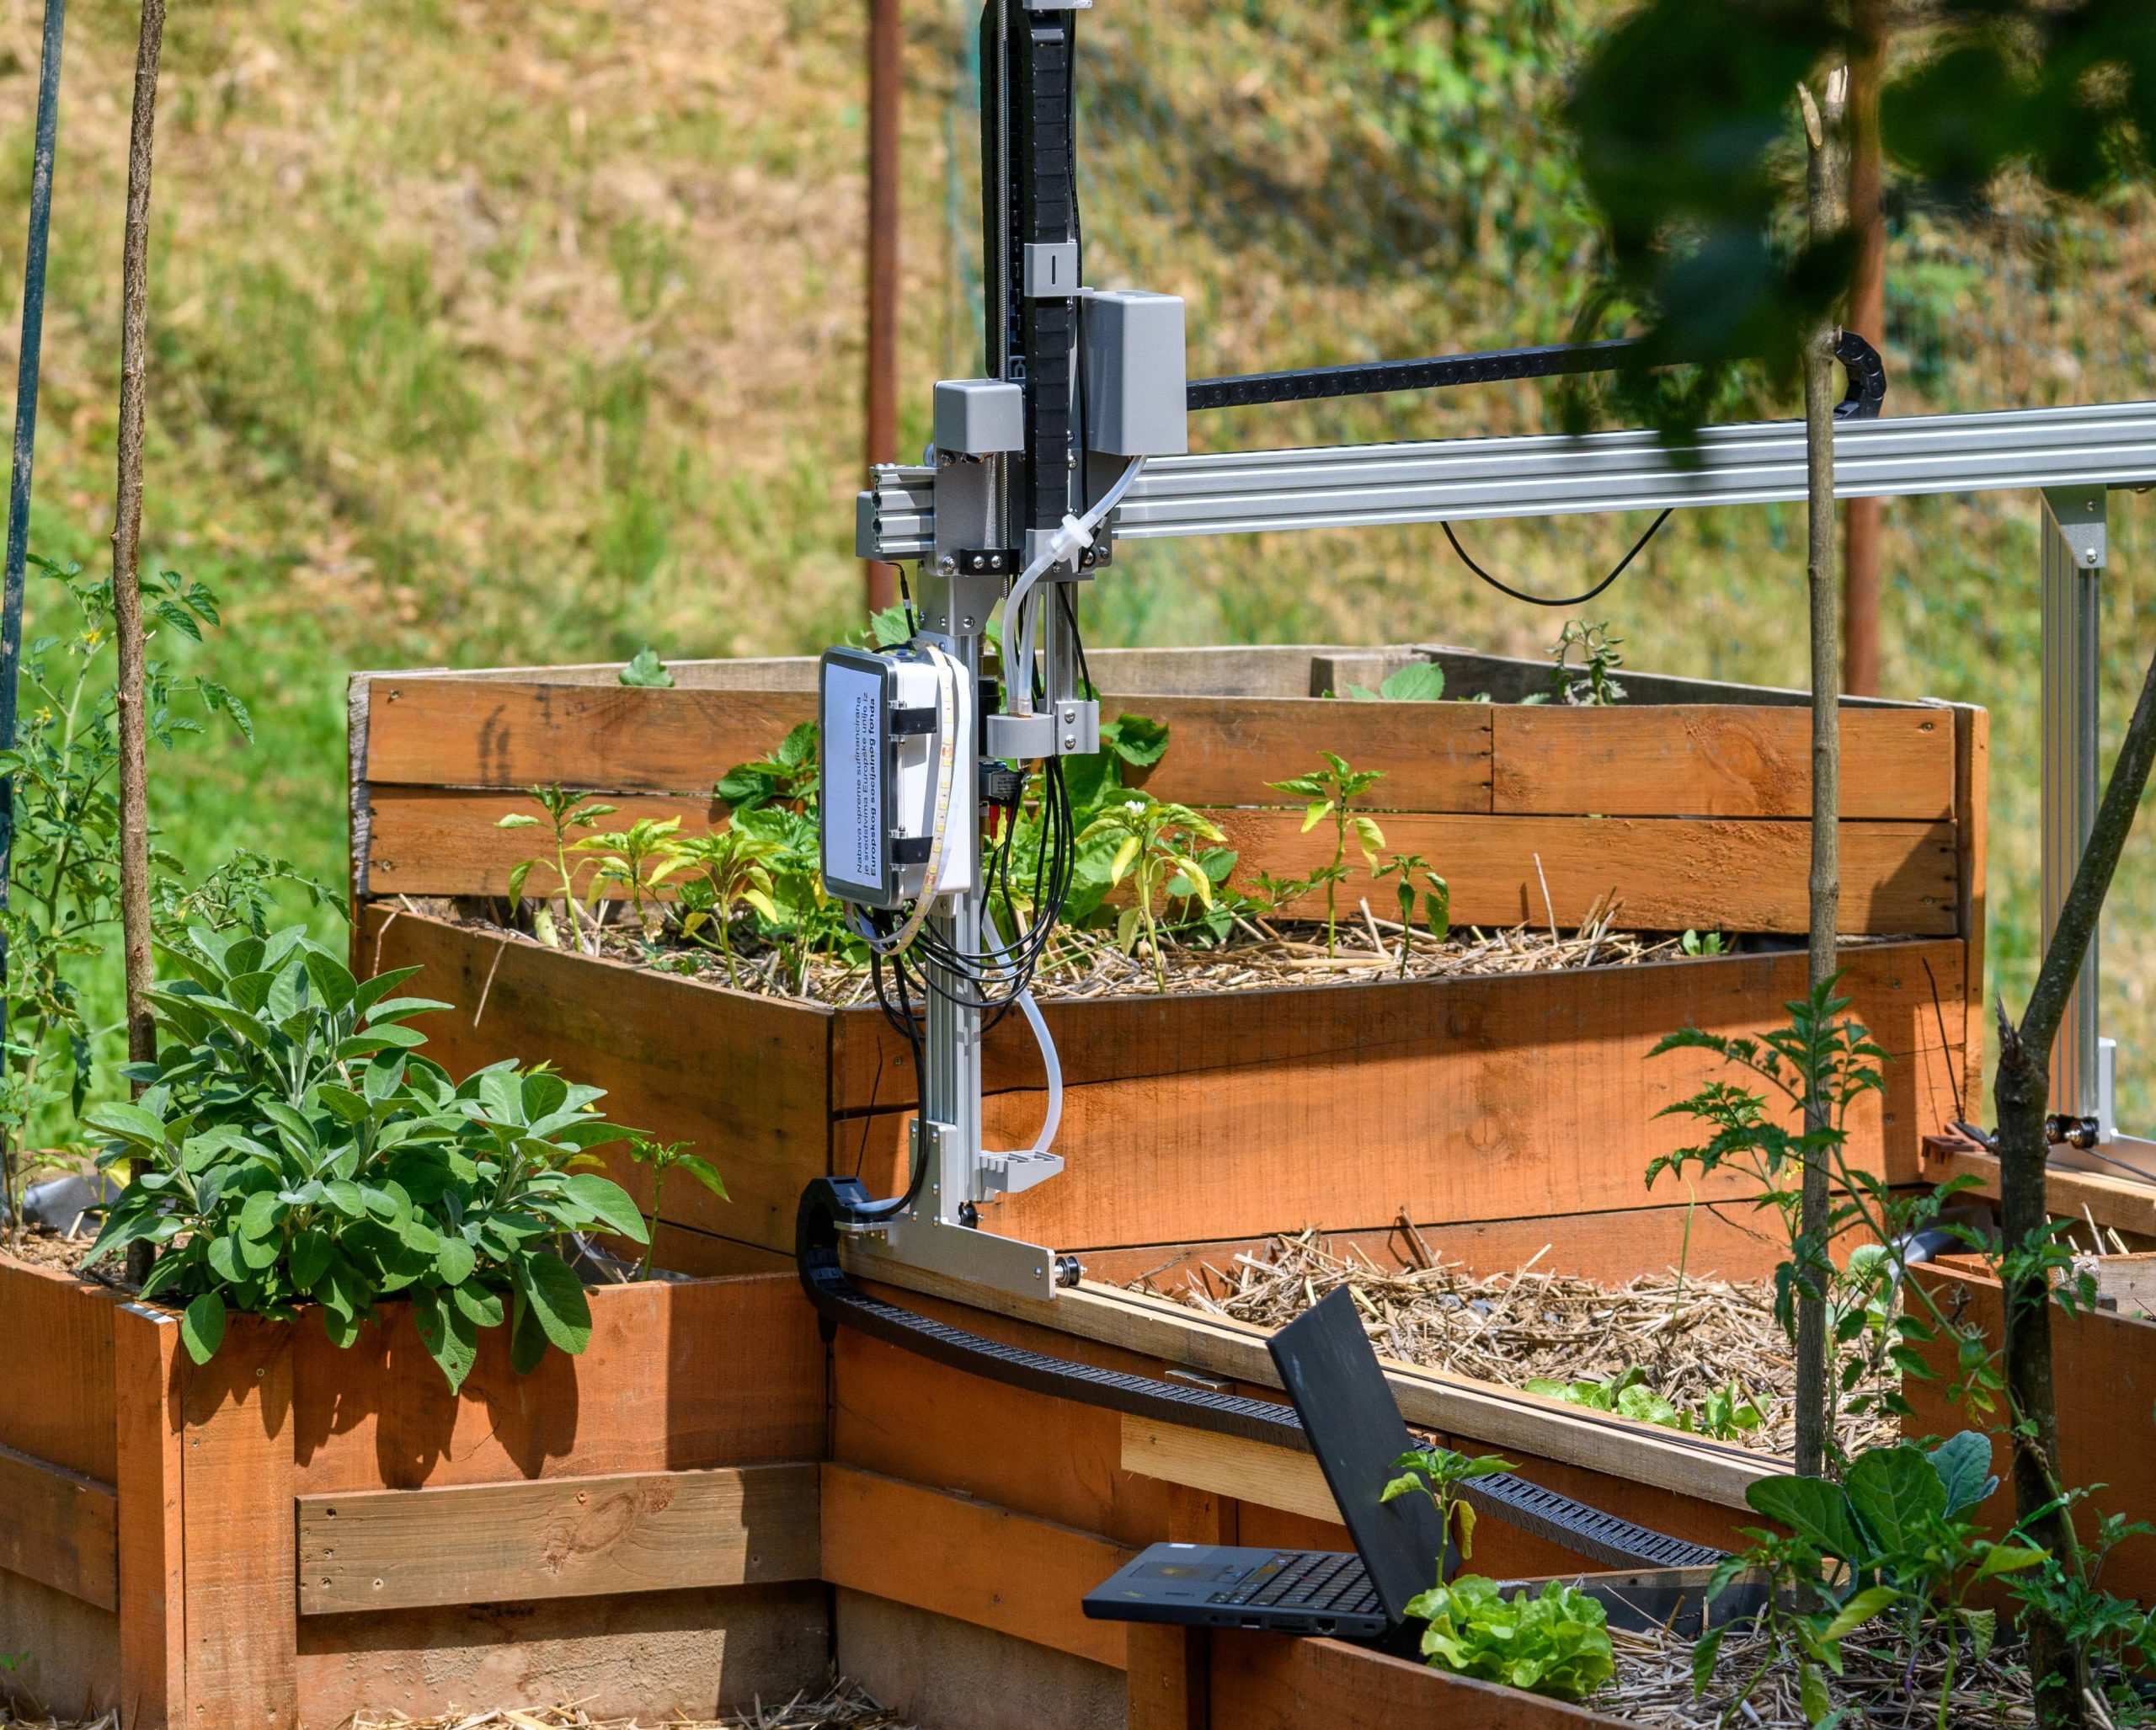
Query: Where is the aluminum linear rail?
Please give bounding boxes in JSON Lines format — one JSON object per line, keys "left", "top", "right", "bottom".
{"left": 860, "top": 398, "right": 2156, "bottom": 562}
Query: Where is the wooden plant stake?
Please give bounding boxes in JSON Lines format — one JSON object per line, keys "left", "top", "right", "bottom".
{"left": 1793, "top": 69, "right": 1847, "bottom": 1483}
{"left": 111, "top": 0, "right": 165, "bottom": 1071}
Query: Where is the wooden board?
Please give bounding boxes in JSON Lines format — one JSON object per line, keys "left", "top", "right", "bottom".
{"left": 1952, "top": 707, "right": 1989, "bottom": 1113}
{"left": 114, "top": 1304, "right": 185, "bottom": 1730}
{"left": 296, "top": 1581, "right": 830, "bottom": 1725}
{"left": 0, "top": 1259, "right": 122, "bottom": 1481}
{"left": 1121, "top": 1418, "right": 1337, "bottom": 1527}
{"left": 364, "top": 906, "right": 832, "bottom": 1256}
{"left": 819, "top": 1463, "right": 1133, "bottom": 1670}
{"left": 0, "top": 1572, "right": 120, "bottom": 1721}
{"left": 291, "top": 1273, "right": 825, "bottom": 1495}
{"left": 179, "top": 1313, "right": 297, "bottom": 1727}
{"left": 1492, "top": 705, "right": 1953, "bottom": 820}
{"left": 846, "top": 946, "right": 1965, "bottom": 1254}
{"left": 1206, "top": 809, "right": 1957, "bottom": 937}
{"left": 0, "top": 1439, "right": 117, "bottom": 1611}
{"left": 364, "top": 789, "right": 1958, "bottom": 937}
{"left": 296, "top": 1462, "right": 819, "bottom": 1614}
{"left": 846, "top": 1265, "right": 1774, "bottom": 1520}
{"left": 1905, "top": 1263, "right": 2156, "bottom": 1606}
{"left": 1919, "top": 1137, "right": 2156, "bottom": 1240}
{"left": 1212, "top": 1631, "right": 1629, "bottom": 1728}
{"left": 831, "top": 1327, "right": 1179, "bottom": 1548}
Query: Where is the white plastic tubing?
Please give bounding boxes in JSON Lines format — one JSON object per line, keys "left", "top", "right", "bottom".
{"left": 1004, "top": 457, "right": 1147, "bottom": 715}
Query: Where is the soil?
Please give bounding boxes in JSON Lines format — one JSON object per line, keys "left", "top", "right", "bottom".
{"left": 1150, "top": 1230, "right": 1903, "bottom": 1461}
{"left": 0, "top": 1225, "right": 125, "bottom": 1285}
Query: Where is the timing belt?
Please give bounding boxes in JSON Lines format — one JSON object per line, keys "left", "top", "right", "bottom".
{"left": 798, "top": 1182, "right": 1727, "bottom": 1574}
{"left": 1188, "top": 328, "right": 1889, "bottom": 422}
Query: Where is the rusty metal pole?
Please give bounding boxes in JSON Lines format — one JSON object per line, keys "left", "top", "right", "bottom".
{"left": 1842, "top": 0, "right": 1886, "bottom": 697}
{"left": 862, "top": 0, "right": 902, "bottom": 618}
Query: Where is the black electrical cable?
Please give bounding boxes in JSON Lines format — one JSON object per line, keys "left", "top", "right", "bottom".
{"left": 1439, "top": 507, "right": 1673, "bottom": 609}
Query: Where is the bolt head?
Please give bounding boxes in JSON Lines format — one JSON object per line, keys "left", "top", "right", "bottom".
{"left": 2085, "top": 549, "right": 2101, "bottom": 566}
{"left": 937, "top": 556, "right": 957, "bottom": 576}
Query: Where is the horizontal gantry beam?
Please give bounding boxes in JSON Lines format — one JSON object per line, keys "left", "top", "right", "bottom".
{"left": 859, "top": 398, "right": 2156, "bottom": 562}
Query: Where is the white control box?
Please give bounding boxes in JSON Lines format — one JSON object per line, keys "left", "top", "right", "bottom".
{"left": 820, "top": 648, "right": 975, "bottom": 910}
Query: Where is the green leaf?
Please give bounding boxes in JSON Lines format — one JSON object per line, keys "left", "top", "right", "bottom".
{"left": 1960, "top": 1607, "right": 1998, "bottom": 1665}
{"left": 181, "top": 1292, "right": 227, "bottom": 1364}
{"left": 619, "top": 646, "right": 675, "bottom": 687}
{"left": 513, "top": 1252, "right": 593, "bottom": 1356}
{"left": 302, "top": 950, "right": 358, "bottom": 1014}
{"left": 290, "top": 1229, "right": 334, "bottom": 1294}
{"left": 453, "top": 1283, "right": 505, "bottom": 1328}
{"left": 1926, "top": 1429, "right": 1998, "bottom": 1518}
{"left": 1971, "top": 1543, "right": 2048, "bottom": 1583}
{"left": 1818, "top": 1583, "right": 1899, "bottom": 1642}
{"left": 1745, "top": 1473, "right": 1864, "bottom": 1562}
{"left": 1104, "top": 713, "right": 1169, "bottom": 767}
{"left": 1690, "top": 1623, "right": 1726, "bottom": 1697}
{"left": 1845, "top": 1444, "right": 1945, "bottom": 1558}
{"left": 411, "top": 1288, "right": 479, "bottom": 1394}
{"left": 1798, "top": 1660, "right": 1833, "bottom": 1726}
{"left": 1378, "top": 662, "right": 1446, "bottom": 702}
{"left": 83, "top": 1100, "right": 172, "bottom": 1149}
{"left": 435, "top": 1236, "right": 477, "bottom": 1286}
{"left": 563, "top": 1174, "right": 651, "bottom": 1243}
{"left": 509, "top": 1288, "right": 550, "bottom": 1375}
{"left": 237, "top": 1189, "right": 282, "bottom": 1242}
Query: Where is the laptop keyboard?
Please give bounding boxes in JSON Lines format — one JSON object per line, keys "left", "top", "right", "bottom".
{"left": 1207, "top": 1552, "right": 1381, "bottom": 1616}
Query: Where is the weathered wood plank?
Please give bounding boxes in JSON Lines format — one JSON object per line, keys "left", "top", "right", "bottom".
{"left": 362, "top": 684, "right": 1494, "bottom": 813}
{"left": 844, "top": 948, "right": 1964, "bottom": 1254}
{"left": 1919, "top": 1136, "right": 2156, "bottom": 1239}
{"left": 1952, "top": 705, "right": 1988, "bottom": 1114}
{"left": 0, "top": 1574, "right": 119, "bottom": 1721}
{"left": 297, "top": 1462, "right": 819, "bottom": 1614}
{"left": 365, "top": 788, "right": 1957, "bottom": 937}
{"left": 819, "top": 1464, "right": 1132, "bottom": 1670}
{"left": 114, "top": 1304, "right": 185, "bottom": 1728}
{"left": 292, "top": 1273, "right": 824, "bottom": 1495}
{"left": 831, "top": 1327, "right": 1179, "bottom": 1547}
{"left": 296, "top": 1581, "right": 830, "bottom": 1725}
{"left": 1906, "top": 1263, "right": 2156, "bottom": 1606}
{"left": 1211, "top": 1631, "right": 1629, "bottom": 1728}
{"left": 0, "top": 1260, "right": 122, "bottom": 1482}
{"left": 1122, "top": 1418, "right": 1336, "bottom": 1527}
{"left": 844, "top": 1266, "right": 1773, "bottom": 1517}
{"left": 363, "top": 905, "right": 832, "bottom": 1257}
{"left": 0, "top": 1440, "right": 116, "bottom": 1611}
{"left": 179, "top": 1314, "right": 297, "bottom": 1727}
{"left": 1492, "top": 705, "right": 1952, "bottom": 820}
{"left": 1206, "top": 809, "right": 1957, "bottom": 937}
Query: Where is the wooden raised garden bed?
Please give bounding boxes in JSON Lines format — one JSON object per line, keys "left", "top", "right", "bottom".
{"left": 0, "top": 1255, "right": 825, "bottom": 1727}
{"left": 350, "top": 642, "right": 1985, "bottom": 1289}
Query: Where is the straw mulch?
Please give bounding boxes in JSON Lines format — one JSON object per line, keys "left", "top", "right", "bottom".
{"left": 1154, "top": 1228, "right": 1902, "bottom": 1460}
{"left": 458, "top": 890, "right": 1703, "bottom": 1007}
{"left": 1603, "top": 1623, "right": 2042, "bottom": 1728}
{"left": 344, "top": 1677, "right": 919, "bottom": 1730}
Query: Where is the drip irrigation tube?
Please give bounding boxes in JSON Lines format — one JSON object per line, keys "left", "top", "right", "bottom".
{"left": 798, "top": 1179, "right": 1728, "bottom": 1574}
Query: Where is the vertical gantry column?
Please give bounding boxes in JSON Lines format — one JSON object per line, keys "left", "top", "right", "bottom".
{"left": 2039, "top": 487, "right": 2106, "bottom": 1134}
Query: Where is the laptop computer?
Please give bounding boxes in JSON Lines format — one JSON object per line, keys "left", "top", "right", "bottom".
{"left": 1081, "top": 1286, "right": 1451, "bottom": 1639}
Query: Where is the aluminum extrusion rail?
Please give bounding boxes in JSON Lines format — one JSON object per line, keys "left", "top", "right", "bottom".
{"left": 858, "top": 398, "right": 2156, "bottom": 563}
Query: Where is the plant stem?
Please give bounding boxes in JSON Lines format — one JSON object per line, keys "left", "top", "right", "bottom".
{"left": 1993, "top": 632, "right": 2156, "bottom": 1728}
{"left": 638, "top": 1163, "right": 664, "bottom": 1281}
{"left": 1793, "top": 72, "right": 1846, "bottom": 1482}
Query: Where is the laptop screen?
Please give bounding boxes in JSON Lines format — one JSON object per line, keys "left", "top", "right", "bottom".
{"left": 1267, "top": 1286, "right": 1454, "bottom": 1621}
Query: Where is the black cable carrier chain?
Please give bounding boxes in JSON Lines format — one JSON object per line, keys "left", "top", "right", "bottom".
{"left": 1187, "top": 329, "right": 1889, "bottom": 422}
{"left": 799, "top": 1181, "right": 1729, "bottom": 1576}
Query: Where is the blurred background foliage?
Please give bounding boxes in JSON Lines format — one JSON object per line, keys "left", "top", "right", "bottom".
{"left": 0, "top": 0, "right": 2150, "bottom": 1125}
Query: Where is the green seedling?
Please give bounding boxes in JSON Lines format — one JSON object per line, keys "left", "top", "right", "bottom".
{"left": 1374, "top": 850, "right": 1449, "bottom": 974}
{"left": 1680, "top": 929, "right": 1727, "bottom": 956}
{"left": 1524, "top": 619, "right": 1626, "bottom": 707}
{"left": 1079, "top": 793, "right": 1225, "bottom": 990}
{"left": 499, "top": 785, "right": 620, "bottom": 952}
{"left": 574, "top": 816, "right": 686, "bottom": 932}
{"left": 618, "top": 646, "right": 674, "bottom": 687}
{"left": 716, "top": 721, "right": 819, "bottom": 814}
{"left": 625, "top": 1138, "right": 728, "bottom": 1279}
{"left": 1267, "top": 753, "right": 1386, "bottom": 958}
{"left": 668, "top": 825, "right": 782, "bottom": 987}
{"left": 1381, "top": 1445, "right": 1515, "bottom": 1578}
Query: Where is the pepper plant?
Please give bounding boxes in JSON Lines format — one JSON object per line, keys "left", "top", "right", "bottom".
{"left": 574, "top": 815, "right": 686, "bottom": 932}
{"left": 1374, "top": 849, "right": 1449, "bottom": 974}
{"left": 498, "top": 785, "right": 619, "bottom": 953}
{"left": 669, "top": 825, "right": 782, "bottom": 987}
{"left": 1078, "top": 793, "right": 1225, "bottom": 990}
{"left": 81, "top": 926, "right": 654, "bottom": 1391}
{"left": 1267, "top": 753, "right": 1386, "bottom": 958}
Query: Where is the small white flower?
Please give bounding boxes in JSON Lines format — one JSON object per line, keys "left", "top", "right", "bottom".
{"left": 1123, "top": 798, "right": 1144, "bottom": 814}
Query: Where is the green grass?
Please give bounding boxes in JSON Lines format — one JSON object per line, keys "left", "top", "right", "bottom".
{"left": 0, "top": 0, "right": 2151, "bottom": 1128}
